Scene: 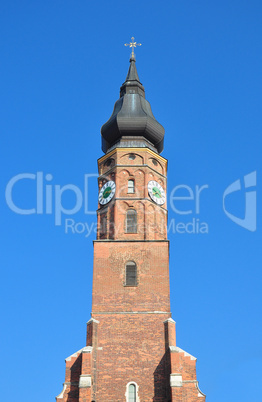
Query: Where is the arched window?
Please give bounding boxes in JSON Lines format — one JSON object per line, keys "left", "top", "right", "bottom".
{"left": 128, "top": 179, "right": 135, "bottom": 194}
{"left": 100, "top": 214, "right": 107, "bottom": 234}
{"left": 126, "top": 209, "right": 137, "bottom": 233}
{"left": 125, "top": 262, "right": 137, "bottom": 286}
{"left": 128, "top": 383, "right": 136, "bottom": 401}
{"left": 125, "top": 382, "right": 138, "bottom": 401}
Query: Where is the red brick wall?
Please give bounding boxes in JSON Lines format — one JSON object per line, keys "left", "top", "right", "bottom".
{"left": 92, "top": 241, "right": 170, "bottom": 313}
{"left": 91, "top": 313, "right": 171, "bottom": 401}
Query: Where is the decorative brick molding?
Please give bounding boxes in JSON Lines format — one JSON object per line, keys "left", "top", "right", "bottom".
{"left": 196, "top": 382, "right": 206, "bottom": 398}
{"left": 56, "top": 383, "right": 67, "bottom": 400}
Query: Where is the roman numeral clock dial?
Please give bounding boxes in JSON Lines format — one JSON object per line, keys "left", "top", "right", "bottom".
{"left": 148, "top": 180, "right": 166, "bottom": 205}
{"left": 98, "top": 180, "right": 116, "bottom": 205}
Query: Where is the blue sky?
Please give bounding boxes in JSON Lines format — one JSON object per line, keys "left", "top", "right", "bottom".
{"left": 1, "top": 1, "right": 262, "bottom": 401}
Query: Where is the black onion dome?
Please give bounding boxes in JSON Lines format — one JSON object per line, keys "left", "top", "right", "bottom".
{"left": 101, "top": 56, "right": 165, "bottom": 154}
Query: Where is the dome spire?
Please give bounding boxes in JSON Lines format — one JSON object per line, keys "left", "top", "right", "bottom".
{"left": 101, "top": 38, "right": 165, "bottom": 154}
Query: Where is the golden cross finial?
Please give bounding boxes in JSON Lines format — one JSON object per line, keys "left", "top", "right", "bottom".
{"left": 124, "top": 37, "right": 142, "bottom": 60}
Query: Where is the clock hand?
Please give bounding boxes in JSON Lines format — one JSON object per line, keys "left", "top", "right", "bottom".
{"left": 153, "top": 189, "right": 161, "bottom": 197}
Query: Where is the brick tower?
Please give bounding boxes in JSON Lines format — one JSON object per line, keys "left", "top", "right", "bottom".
{"left": 56, "top": 45, "right": 206, "bottom": 401}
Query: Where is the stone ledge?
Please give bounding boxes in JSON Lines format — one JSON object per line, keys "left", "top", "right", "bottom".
{"left": 91, "top": 311, "right": 171, "bottom": 314}
{"left": 93, "top": 240, "right": 170, "bottom": 243}
{"left": 163, "top": 317, "right": 176, "bottom": 324}
{"left": 87, "top": 317, "right": 100, "bottom": 325}
{"left": 82, "top": 346, "right": 93, "bottom": 353}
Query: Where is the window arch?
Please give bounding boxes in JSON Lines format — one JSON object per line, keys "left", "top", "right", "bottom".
{"left": 125, "top": 382, "right": 139, "bottom": 402}
{"left": 126, "top": 209, "right": 137, "bottom": 233}
{"left": 125, "top": 261, "right": 137, "bottom": 286}
{"left": 128, "top": 179, "right": 135, "bottom": 194}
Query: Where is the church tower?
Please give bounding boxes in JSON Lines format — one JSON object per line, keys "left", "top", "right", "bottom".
{"left": 56, "top": 40, "right": 205, "bottom": 402}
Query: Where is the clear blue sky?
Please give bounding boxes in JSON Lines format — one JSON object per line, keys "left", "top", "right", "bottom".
{"left": 1, "top": 1, "right": 262, "bottom": 401}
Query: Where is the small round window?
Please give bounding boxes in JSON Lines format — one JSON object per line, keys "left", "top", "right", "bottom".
{"left": 129, "top": 154, "right": 136, "bottom": 160}
{"left": 152, "top": 158, "right": 158, "bottom": 166}
{"left": 105, "top": 158, "right": 113, "bottom": 167}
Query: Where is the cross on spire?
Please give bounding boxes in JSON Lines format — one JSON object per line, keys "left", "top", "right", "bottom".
{"left": 124, "top": 37, "right": 142, "bottom": 60}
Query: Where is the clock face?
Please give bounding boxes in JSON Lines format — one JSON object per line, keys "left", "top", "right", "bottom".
{"left": 148, "top": 180, "right": 166, "bottom": 205}
{"left": 99, "top": 180, "right": 116, "bottom": 205}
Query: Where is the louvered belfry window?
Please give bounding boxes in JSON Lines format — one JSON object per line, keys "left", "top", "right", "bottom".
{"left": 126, "top": 262, "right": 137, "bottom": 286}
{"left": 126, "top": 209, "right": 137, "bottom": 233}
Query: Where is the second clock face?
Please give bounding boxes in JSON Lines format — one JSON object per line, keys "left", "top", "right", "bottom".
{"left": 148, "top": 180, "right": 166, "bottom": 205}
{"left": 99, "top": 180, "right": 116, "bottom": 205}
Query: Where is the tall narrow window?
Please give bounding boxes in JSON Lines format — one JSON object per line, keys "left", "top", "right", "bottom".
{"left": 100, "top": 214, "right": 107, "bottom": 235}
{"left": 126, "top": 382, "right": 138, "bottom": 402}
{"left": 128, "top": 383, "right": 136, "bottom": 401}
{"left": 126, "top": 209, "right": 137, "bottom": 233}
{"left": 128, "top": 179, "right": 135, "bottom": 194}
{"left": 126, "top": 262, "right": 137, "bottom": 286}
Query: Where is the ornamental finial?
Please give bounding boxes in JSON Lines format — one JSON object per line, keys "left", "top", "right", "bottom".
{"left": 124, "top": 37, "right": 142, "bottom": 61}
